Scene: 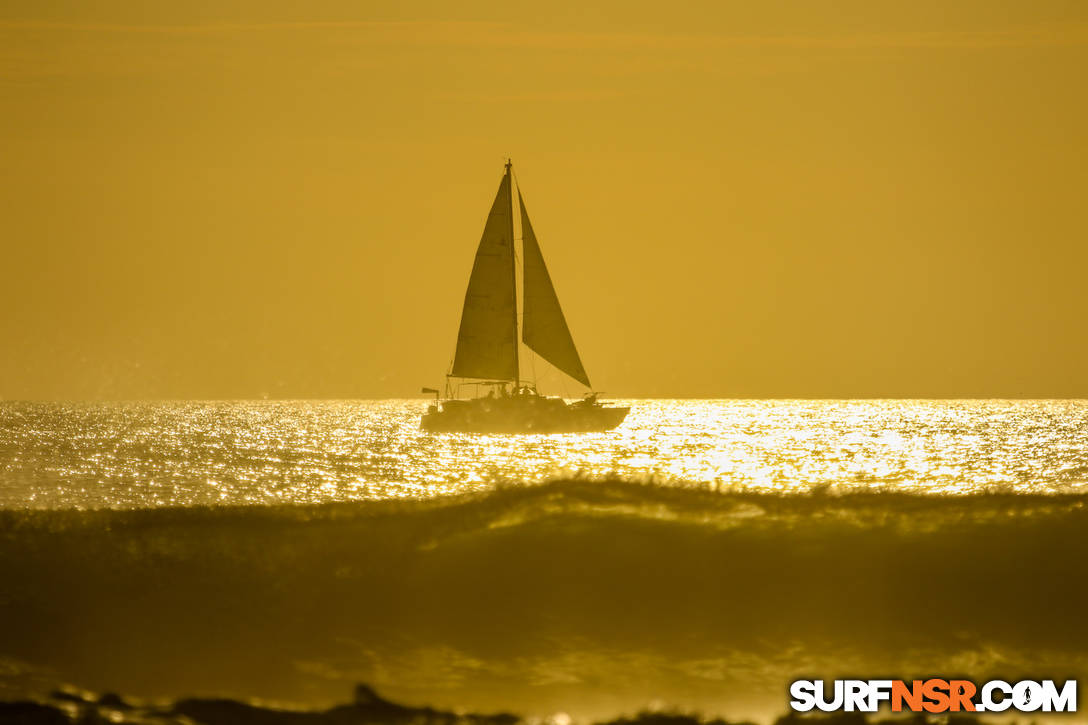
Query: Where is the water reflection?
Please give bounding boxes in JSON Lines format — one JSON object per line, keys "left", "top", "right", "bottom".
{"left": 1, "top": 399, "right": 1086, "bottom": 508}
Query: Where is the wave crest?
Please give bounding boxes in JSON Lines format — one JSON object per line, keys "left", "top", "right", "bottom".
{"left": 2, "top": 478, "right": 1086, "bottom": 718}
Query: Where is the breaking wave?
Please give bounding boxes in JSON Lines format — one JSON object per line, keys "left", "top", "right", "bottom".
{"left": 2, "top": 479, "right": 1086, "bottom": 720}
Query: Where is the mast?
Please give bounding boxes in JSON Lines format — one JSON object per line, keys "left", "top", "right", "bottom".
{"left": 507, "top": 159, "right": 519, "bottom": 391}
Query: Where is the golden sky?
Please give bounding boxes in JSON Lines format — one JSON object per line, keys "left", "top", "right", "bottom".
{"left": 2, "top": 1, "right": 1086, "bottom": 399}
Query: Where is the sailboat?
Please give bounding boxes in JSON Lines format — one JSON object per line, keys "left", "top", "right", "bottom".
{"left": 421, "top": 161, "right": 629, "bottom": 433}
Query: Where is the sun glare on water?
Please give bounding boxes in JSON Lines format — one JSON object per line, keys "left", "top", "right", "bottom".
{"left": 2, "top": 399, "right": 1087, "bottom": 509}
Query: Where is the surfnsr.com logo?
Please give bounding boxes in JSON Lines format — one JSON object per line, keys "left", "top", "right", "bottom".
{"left": 790, "top": 679, "right": 1077, "bottom": 713}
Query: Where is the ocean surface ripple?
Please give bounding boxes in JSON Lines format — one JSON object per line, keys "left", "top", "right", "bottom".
{"left": 2, "top": 399, "right": 1087, "bottom": 508}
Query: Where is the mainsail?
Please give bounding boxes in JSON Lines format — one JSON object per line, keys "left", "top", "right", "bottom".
{"left": 450, "top": 167, "right": 519, "bottom": 381}
{"left": 519, "top": 189, "right": 591, "bottom": 387}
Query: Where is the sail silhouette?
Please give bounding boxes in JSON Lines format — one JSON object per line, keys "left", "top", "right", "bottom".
{"left": 519, "top": 190, "right": 590, "bottom": 387}
{"left": 423, "top": 161, "right": 627, "bottom": 433}
{"left": 450, "top": 167, "right": 518, "bottom": 381}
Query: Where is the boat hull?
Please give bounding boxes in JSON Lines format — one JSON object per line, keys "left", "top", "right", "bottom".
{"left": 421, "top": 397, "right": 628, "bottom": 434}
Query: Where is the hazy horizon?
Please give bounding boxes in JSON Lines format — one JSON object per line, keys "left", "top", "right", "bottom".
{"left": 3, "top": 0, "right": 1087, "bottom": 400}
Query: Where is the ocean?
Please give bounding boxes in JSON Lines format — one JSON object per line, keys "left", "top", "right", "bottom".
{"left": 1, "top": 399, "right": 1087, "bottom": 722}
